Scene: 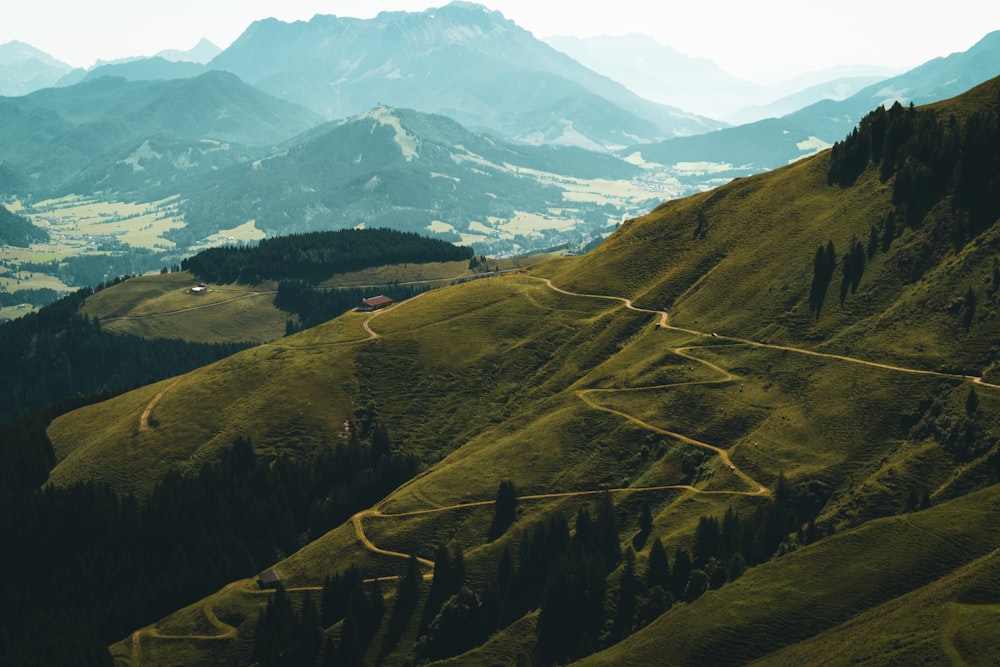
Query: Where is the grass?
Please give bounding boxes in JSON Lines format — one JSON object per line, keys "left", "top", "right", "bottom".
{"left": 82, "top": 271, "right": 286, "bottom": 343}
{"left": 68, "top": 79, "right": 1000, "bottom": 663}
{"left": 580, "top": 484, "right": 1000, "bottom": 667}
{"left": 60, "top": 252, "right": 998, "bottom": 662}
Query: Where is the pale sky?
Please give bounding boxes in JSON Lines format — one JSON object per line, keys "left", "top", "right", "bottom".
{"left": 3, "top": 0, "right": 997, "bottom": 84}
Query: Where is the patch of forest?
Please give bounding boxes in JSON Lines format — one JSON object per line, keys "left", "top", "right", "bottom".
{"left": 828, "top": 97, "right": 1000, "bottom": 262}
{"left": 251, "top": 475, "right": 834, "bottom": 666}
{"left": 0, "top": 431, "right": 418, "bottom": 667}
{"left": 181, "top": 228, "right": 474, "bottom": 284}
{"left": 0, "top": 281, "right": 252, "bottom": 424}
{"left": 0, "top": 203, "right": 48, "bottom": 246}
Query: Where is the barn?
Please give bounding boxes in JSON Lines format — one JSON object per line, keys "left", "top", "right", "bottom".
{"left": 358, "top": 295, "right": 393, "bottom": 311}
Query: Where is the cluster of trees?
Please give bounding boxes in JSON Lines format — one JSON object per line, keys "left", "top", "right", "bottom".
{"left": 0, "top": 287, "right": 60, "bottom": 307}
{"left": 19, "top": 248, "right": 167, "bottom": 289}
{"left": 0, "top": 203, "right": 48, "bottom": 246}
{"left": 0, "top": 433, "right": 418, "bottom": 667}
{"left": 808, "top": 241, "right": 837, "bottom": 315}
{"left": 177, "top": 474, "right": 837, "bottom": 666}
{"left": 829, "top": 98, "right": 1000, "bottom": 250}
{"left": 0, "top": 284, "right": 251, "bottom": 423}
{"left": 275, "top": 280, "right": 433, "bottom": 331}
{"left": 181, "top": 228, "right": 474, "bottom": 284}
{"left": 906, "top": 383, "right": 998, "bottom": 462}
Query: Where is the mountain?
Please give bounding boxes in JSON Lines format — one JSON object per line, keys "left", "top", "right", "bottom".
{"left": 0, "top": 41, "right": 72, "bottom": 96}
{"left": 723, "top": 73, "right": 889, "bottom": 125}
{"left": 80, "top": 56, "right": 208, "bottom": 83}
{"left": 12, "top": 74, "right": 997, "bottom": 665}
{"left": 629, "top": 30, "right": 1000, "bottom": 173}
{"left": 171, "top": 105, "right": 646, "bottom": 254}
{"left": 0, "top": 71, "right": 324, "bottom": 193}
{"left": 207, "top": 2, "right": 723, "bottom": 150}
{"left": 545, "top": 34, "right": 897, "bottom": 123}
{"left": 156, "top": 37, "right": 222, "bottom": 64}
{"left": 545, "top": 33, "right": 760, "bottom": 119}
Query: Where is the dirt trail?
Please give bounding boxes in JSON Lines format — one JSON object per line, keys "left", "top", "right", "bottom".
{"left": 103, "top": 291, "right": 276, "bottom": 324}
{"left": 539, "top": 276, "right": 999, "bottom": 388}
{"left": 348, "top": 273, "right": 999, "bottom": 568}
{"left": 131, "top": 273, "right": 998, "bottom": 653}
{"left": 138, "top": 378, "right": 184, "bottom": 432}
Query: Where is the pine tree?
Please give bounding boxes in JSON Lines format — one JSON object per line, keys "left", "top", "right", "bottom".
{"left": 488, "top": 480, "right": 518, "bottom": 542}
{"left": 645, "top": 537, "right": 670, "bottom": 591}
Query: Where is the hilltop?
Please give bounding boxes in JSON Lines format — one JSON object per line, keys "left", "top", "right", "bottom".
{"left": 4, "top": 75, "right": 1000, "bottom": 665}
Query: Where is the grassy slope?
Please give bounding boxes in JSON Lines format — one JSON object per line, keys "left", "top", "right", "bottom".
{"left": 580, "top": 484, "right": 1000, "bottom": 667}
{"left": 81, "top": 271, "right": 286, "bottom": 343}
{"left": 78, "top": 259, "right": 537, "bottom": 344}
{"left": 84, "top": 79, "right": 1000, "bottom": 663}
{"left": 548, "top": 144, "right": 999, "bottom": 378}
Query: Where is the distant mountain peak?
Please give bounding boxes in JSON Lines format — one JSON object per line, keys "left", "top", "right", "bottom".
{"left": 156, "top": 37, "right": 221, "bottom": 64}
{"left": 350, "top": 105, "right": 421, "bottom": 161}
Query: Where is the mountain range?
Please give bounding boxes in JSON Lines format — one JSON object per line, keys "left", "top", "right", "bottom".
{"left": 544, "top": 33, "right": 896, "bottom": 122}
{"left": 2, "top": 3, "right": 1000, "bottom": 287}
{"left": 630, "top": 29, "right": 1000, "bottom": 174}
{"left": 206, "top": 2, "right": 720, "bottom": 151}
{"left": 0, "top": 40, "right": 73, "bottom": 96}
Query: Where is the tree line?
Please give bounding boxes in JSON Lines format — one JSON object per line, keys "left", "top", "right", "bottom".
{"left": 276, "top": 280, "right": 436, "bottom": 331}
{"left": 0, "top": 282, "right": 251, "bottom": 424}
{"left": 0, "top": 203, "right": 48, "bottom": 246}
{"left": 0, "top": 431, "right": 418, "bottom": 667}
{"left": 247, "top": 473, "right": 834, "bottom": 666}
{"left": 829, "top": 96, "right": 1000, "bottom": 256}
{"left": 181, "top": 228, "right": 474, "bottom": 285}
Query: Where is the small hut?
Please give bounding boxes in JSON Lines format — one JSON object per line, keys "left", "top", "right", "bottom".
{"left": 258, "top": 569, "right": 281, "bottom": 590}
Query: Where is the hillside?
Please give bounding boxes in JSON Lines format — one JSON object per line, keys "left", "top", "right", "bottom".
{"left": 8, "top": 76, "right": 1000, "bottom": 665}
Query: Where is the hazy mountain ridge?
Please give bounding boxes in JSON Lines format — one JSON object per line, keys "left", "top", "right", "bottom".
{"left": 628, "top": 29, "right": 1000, "bottom": 175}
{"left": 0, "top": 71, "right": 324, "bottom": 192}
{"left": 155, "top": 37, "right": 221, "bottom": 64}
{"left": 0, "top": 40, "right": 72, "bottom": 96}
{"left": 206, "top": 2, "right": 723, "bottom": 150}
{"left": 172, "top": 105, "right": 647, "bottom": 254}
{"left": 545, "top": 33, "right": 898, "bottom": 122}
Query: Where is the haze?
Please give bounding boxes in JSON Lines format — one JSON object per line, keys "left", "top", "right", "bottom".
{"left": 2, "top": 0, "right": 997, "bottom": 84}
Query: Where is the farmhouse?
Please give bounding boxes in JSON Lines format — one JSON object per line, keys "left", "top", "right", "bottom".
{"left": 358, "top": 295, "right": 393, "bottom": 311}
{"left": 258, "top": 569, "right": 281, "bottom": 590}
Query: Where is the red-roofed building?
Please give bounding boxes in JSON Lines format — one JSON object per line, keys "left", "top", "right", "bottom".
{"left": 358, "top": 295, "right": 393, "bottom": 311}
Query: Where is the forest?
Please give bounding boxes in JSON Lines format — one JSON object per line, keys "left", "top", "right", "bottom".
{"left": 828, "top": 96, "right": 1000, "bottom": 256}
{"left": 181, "top": 228, "right": 474, "bottom": 284}
{"left": 246, "top": 473, "right": 834, "bottom": 667}
{"left": 0, "top": 202, "right": 48, "bottom": 246}
{"left": 0, "top": 431, "right": 419, "bottom": 667}
{"left": 0, "top": 281, "right": 251, "bottom": 424}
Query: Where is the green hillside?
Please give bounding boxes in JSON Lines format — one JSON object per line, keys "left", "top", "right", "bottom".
{"left": 13, "top": 77, "right": 1000, "bottom": 665}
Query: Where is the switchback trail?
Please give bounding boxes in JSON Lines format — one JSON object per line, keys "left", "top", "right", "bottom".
{"left": 535, "top": 276, "right": 1000, "bottom": 388}
{"left": 348, "top": 273, "right": 998, "bottom": 573}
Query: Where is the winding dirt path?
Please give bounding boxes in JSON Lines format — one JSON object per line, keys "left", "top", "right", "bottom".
{"left": 129, "top": 272, "right": 1000, "bottom": 654}
{"left": 138, "top": 378, "right": 184, "bottom": 432}
{"left": 347, "top": 273, "right": 999, "bottom": 571}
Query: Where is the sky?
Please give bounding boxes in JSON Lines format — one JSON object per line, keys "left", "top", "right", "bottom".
{"left": 2, "top": 0, "right": 998, "bottom": 84}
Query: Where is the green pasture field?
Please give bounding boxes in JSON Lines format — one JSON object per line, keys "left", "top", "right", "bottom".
{"left": 81, "top": 271, "right": 286, "bottom": 343}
